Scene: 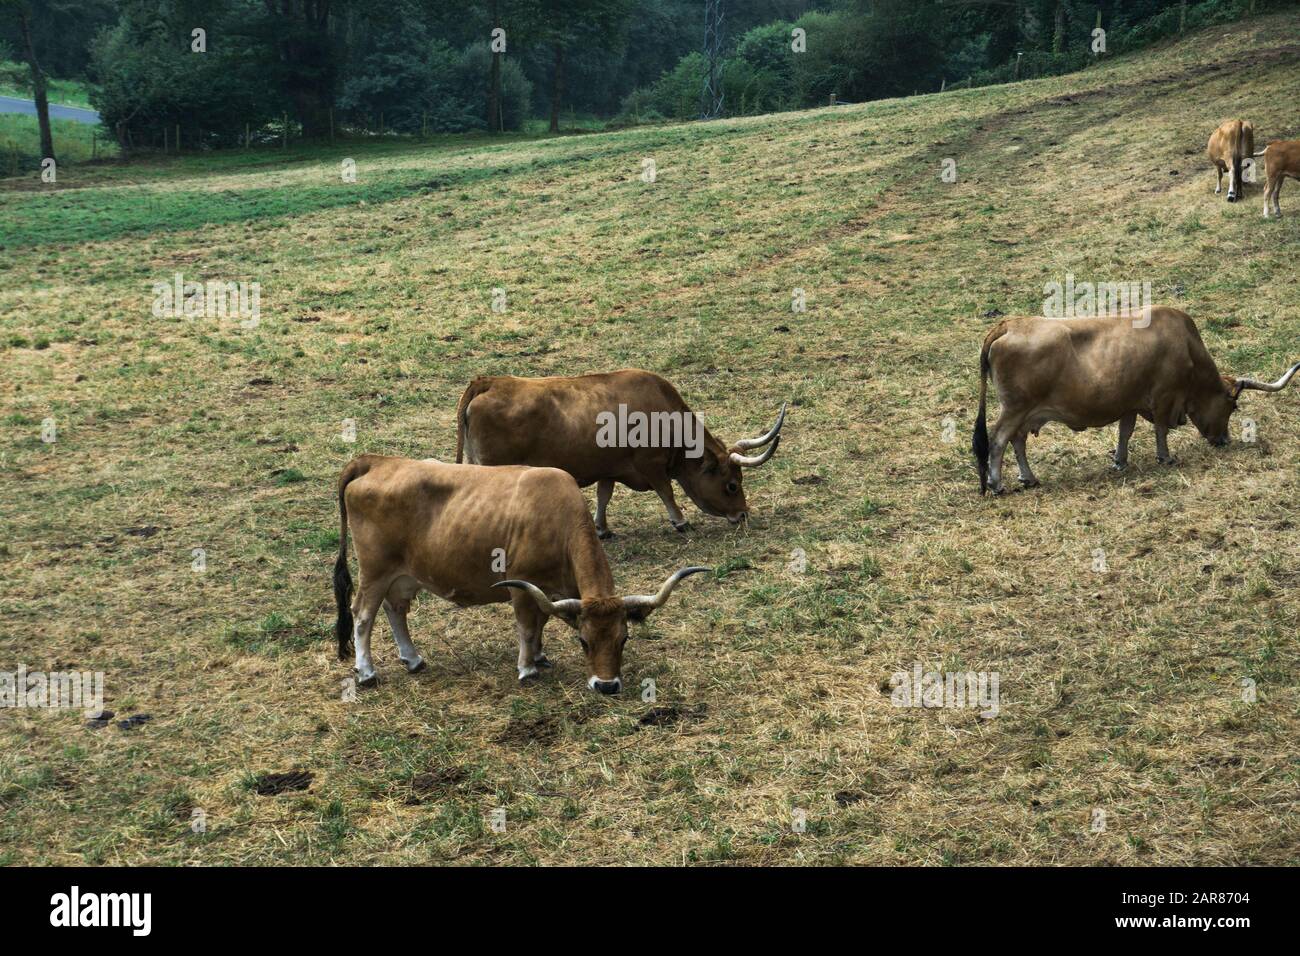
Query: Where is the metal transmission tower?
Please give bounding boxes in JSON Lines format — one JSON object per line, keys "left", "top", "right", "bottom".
{"left": 701, "top": 0, "right": 724, "bottom": 119}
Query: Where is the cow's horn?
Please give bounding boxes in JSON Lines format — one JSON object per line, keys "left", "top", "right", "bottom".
{"left": 1236, "top": 361, "right": 1300, "bottom": 393}
{"left": 734, "top": 403, "right": 787, "bottom": 450}
{"left": 622, "top": 566, "right": 711, "bottom": 612}
{"left": 731, "top": 434, "right": 780, "bottom": 468}
{"left": 492, "top": 580, "right": 583, "bottom": 616}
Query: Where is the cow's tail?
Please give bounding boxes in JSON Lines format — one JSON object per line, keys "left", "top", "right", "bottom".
{"left": 972, "top": 322, "right": 1006, "bottom": 495}
{"left": 1253, "top": 145, "right": 1270, "bottom": 158}
{"left": 455, "top": 378, "right": 492, "bottom": 464}
{"left": 334, "top": 457, "right": 371, "bottom": 660}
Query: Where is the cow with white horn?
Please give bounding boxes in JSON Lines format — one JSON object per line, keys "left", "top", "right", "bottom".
{"left": 972, "top": 307, "right": 1300, "bottom": 494}
{"left": 334, "top": 454, "right": 710, "bottom": 693}
{"left": 455, "top": 370, "right": 786, "bottom": 536}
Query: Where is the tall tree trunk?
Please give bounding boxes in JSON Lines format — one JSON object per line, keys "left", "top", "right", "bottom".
{"left": 548, "top": 44, "right": 565, "bottom": 134}
{"left": 488, "top": 0, "right": 502, "bottom": 133}
{"left": 1052, "top": 0, "right": 1066, "bottom": 54}
{"left": 19, "top": 9, "right": 54, "bottom": 163}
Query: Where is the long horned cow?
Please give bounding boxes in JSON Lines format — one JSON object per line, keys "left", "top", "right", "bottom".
{"left": 333, "top": 454, "right": 710, "bottom": 693}
{"left": 455, "top": 370, "right": 786, "bottom": 537}
{"left": 972, "top": 307, "right": 1300, "bottom": 494}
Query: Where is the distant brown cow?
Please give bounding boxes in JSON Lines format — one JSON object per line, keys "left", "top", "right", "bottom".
{"left": 1256, "top": 139, "right": 1300, "bottom": 218}
{"left": 333, "top": 454, "right": 710, "bottom": 693}
{"left": 1207, "top": 119, "right": 1255, "bottom": 203}
{"left": 972, "top": 308, "right": 1300, "bottom": 494}
{"left": 455, "top": 370, "right": 785, "bottom": 537}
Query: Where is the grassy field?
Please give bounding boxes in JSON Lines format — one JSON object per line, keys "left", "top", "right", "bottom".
{"left": 3, "top": 13, "right": 1300, "bottom": 866}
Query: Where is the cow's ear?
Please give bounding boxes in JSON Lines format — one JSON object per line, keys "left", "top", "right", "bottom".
{"left": 1224, "top": 376, "right": 1244, "bottom": 400}
{"left": 625, "top": 606, "right": 651, "bottom": 623}
{"left": 554, "top": 609, "right": 581, "bottom": 629}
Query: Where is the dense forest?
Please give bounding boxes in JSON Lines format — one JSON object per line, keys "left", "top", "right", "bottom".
{"left": 1, "top": 0, "right": 1291, "bottom": 149}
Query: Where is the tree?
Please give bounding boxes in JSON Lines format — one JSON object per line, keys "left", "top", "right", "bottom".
{"left": 534, "top": 0, "right": 632, "bottom": 132}
{"left": 2, "top": 0, "right": 55, "bottom": 163}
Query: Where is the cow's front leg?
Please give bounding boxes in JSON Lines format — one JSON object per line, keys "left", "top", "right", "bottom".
{"left": 1112, "top": 414, "right": 1136, "bottom": 470}
{"left": 511, "top": 596, "right": 545, "bottom": 682}
{"left": 595, "top": 479, "right": 616, "bottom": 539}
{"left": 533, "top": 617, "right": 552, "bottom": 669}
{"left": 383, "top": 597, "right": 425, "bottom": 674}
{"left": 650, "top": 476, "right": 690, "bottom": 532}
{"left": 1155, "top": 424, "right": 1176, "bottom": 464}
{"left": 1012, "top": 435, "right": 1038, "bottom": 487}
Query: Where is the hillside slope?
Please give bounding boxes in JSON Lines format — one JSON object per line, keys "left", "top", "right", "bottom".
{"left": 2, "top": 12, "right": 1299, "bottom": 865}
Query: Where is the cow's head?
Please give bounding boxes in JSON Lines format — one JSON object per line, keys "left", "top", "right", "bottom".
{"left": 494, "top": 567, "right": 710, "bottom": 694}
{"left": 678, "top": 404, "right": 785, "bottom": 525}
{"left": 1193, "top": 362, "right": 1300, "bottom": 446}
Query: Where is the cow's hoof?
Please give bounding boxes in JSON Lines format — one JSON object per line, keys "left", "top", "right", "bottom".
{"left": 596, "top": 529, "right": 614, "bottom": 541}
{"left": 403, "top": 656, "right": 426, "bottom": 674}
{"left": 1110, "top": 459, "right": 1128, "bottom": 472}
{"left": 988, "top": 485, "right": 1006, "bottom": 496}
{"left": 672, "top": 521, "right": 692, "bottom": 533}
{"left": 1018, "top": 477, "right": 1040, "bottom": 489}
{"left": 534, "top": 654, "right": 552, "bottom": 669}
{"left": 356, "top": 671, "right": 378, "bottom": 689}
{"left": 518, "top": 666, "right": 540, "bottom": 682}
{"left": 1157, "top": 455, "right": 1178, "bottom": 466}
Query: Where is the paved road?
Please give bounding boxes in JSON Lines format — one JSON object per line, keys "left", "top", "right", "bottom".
{"left": 0, "top": 95, "right": 100, "bottom": 125}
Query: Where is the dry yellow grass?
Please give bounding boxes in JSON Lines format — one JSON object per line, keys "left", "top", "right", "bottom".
{"left": 2, "top": 14, "right": 1299, "bottom": 865}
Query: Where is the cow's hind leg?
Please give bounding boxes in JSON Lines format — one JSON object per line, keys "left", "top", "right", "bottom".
{"left": 595, "top": 479, "right": 616, "bottom": 539}
{"left": 1012, "top": 434, "right": 1038, "bottom": 488}
{"left": 1112, "top": 414, "right": 1136, "bottom": 470}
{"left": 383, "top": 577, "right": 425, "bottom": 674}
{"left": 1215, "top": 162, "right": 1225, "bottom": 194}
{"left": 351, "top": 584, "right": 388, "bottom": 688}
{"left": 985, "top": 415, "right": 1019, "bottom": 495}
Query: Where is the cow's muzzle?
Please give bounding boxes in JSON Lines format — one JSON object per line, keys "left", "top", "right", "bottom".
{"left": 728, "top": 510, "right": 749, "bottom": 525}
{"left": 588, "top": 676, "right": 622, "bottom": 695}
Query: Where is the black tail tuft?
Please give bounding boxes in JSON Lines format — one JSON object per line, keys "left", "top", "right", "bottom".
{"left": 972, "top": 350, "right": 991, "bottom": 495}
{"left": 334, "top": 548, "right": 353, "bottom": 660}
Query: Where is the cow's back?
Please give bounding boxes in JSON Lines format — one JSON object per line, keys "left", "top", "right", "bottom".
{"left": 989, "top": 309, "right": 1203, "bottom": 428}
{"left": 463, "top": 369, "right": 683, "bottom": 483}
{"left": 346, "top": 457, "right": 598, "bottom": 603}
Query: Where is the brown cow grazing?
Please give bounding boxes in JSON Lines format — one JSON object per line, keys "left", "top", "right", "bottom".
{"left": 1207, "top": 119, "right": 1255, "bottom": 202}
{"left": 971, "top": 307, "right": 1300, "bottom": 494}
{"left": 1256, "top": 139, "right": 1300, "bottom": 218}
{"left": 333, "top": 454, "right": 710, "bottom": 693}
{"left": 455, "top": 370, "right": 785, "bottom": 537}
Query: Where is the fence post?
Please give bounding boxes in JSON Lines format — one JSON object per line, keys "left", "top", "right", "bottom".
{"left": 282, "top": 113, "right": 288, "bottom": 148}
{"left": 829, "top": 93, "right": 836, "bottom": 106}
{"left": 329, "top": 107, "right": 335, "bottom": 145}
{"left": 176, "top": 124, "right": 180, "bottom": 153}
